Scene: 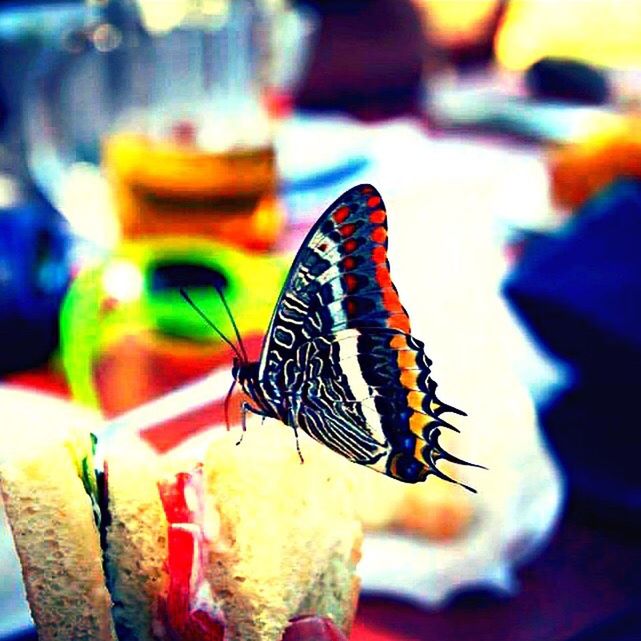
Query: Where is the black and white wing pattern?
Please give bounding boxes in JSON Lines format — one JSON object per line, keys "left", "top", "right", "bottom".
{"left": 253, "top": 184, "right": 475, "bottom": 485}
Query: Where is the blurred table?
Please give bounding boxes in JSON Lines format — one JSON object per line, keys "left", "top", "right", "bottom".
{"left": 353, "top": 503, "right": 641, "bottom": 641}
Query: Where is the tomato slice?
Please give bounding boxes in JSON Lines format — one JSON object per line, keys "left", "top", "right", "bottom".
{"left": 158, "top": 466, "right": 225, "bottom": 641}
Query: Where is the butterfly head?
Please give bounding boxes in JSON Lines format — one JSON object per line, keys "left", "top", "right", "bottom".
{"left": 231, "top": 356, "right": 248, "bottom": 391}
{"left": 231, "top": 356, "right": 241, "bottom": 382}
{"left": 232, "top": 357, "right": 263, "bottom": 405}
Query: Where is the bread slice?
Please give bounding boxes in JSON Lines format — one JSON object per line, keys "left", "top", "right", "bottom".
{"left": 0, "top": 423, "right": 116, "bottom": 641}
{"left": 102, "top": 438, "right": 169, "bottom": 641}
{"left": 104, "top": 417, "right": 362, "bottom": 641}
{"left": 200, "top": 420, "right": 362, "bottom": 641}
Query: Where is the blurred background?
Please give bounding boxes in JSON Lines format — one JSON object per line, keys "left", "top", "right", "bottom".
{"left": 1, "top": 0, "right": 641, "bottom": 639}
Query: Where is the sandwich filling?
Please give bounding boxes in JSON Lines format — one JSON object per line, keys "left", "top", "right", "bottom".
{"left": 157, "top": 466, "right": 226, "bottom": 641}
{"left": 74, "top": 434, "right": 225, "bottom": 641}
{"left": 68, "top": 431, "right": 101, "bottom": 526}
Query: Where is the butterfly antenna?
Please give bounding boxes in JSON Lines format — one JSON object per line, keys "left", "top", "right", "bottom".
{"left": 179, "top": 289, "right": 244, "bottom": 361}
{"left": 213, "top": 283, "right": 248, "bottom": 363}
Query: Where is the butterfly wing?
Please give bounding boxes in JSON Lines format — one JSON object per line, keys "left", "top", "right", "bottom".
{"left": 291, "top": 328, "right": 471, "bottom": 485}
{"left": 259, "top": 184, "right": 409, "bottom": 388}
{"left": 257, "top": 184, "right": 471, "bottom": 484}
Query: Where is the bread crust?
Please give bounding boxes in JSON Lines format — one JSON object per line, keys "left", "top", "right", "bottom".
{"left": 0, "top": 430, "right": 116, "bottom": 641}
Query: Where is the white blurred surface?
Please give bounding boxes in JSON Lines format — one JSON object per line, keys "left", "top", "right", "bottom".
{"left": 341, "top": 119, "right": 564, "bottom": 602}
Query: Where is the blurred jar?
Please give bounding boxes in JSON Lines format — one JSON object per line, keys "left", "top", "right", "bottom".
{"left": 25, "top": 0, "right": 294, "bottom": 251}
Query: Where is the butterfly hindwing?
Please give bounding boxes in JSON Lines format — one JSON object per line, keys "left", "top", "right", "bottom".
{"left": 290, "top": 328, "right": 468, "bottom": 484}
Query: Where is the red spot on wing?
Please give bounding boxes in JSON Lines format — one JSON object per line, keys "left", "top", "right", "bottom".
{"left": 367, "top": 196, "right": 382, "bottom": 208}
{"left": 333, "top": 206, "right": 350, "bottom": 224}
{"left": 375, "top": 265, "right": 392, "bottom": 288}
{"left": 346, "top": 299, "right": 357, "bottom": 315}
{"left": 340, "top": 223, "right": 356, "bottom": 237}
{"left": 372, "top": 246, "right": 387, "bottom": 263}
{"left": 344, "top": 239, "right": 358, "bottom": 253}
{"left": 342, "top": 256, "right": 356, "bottom": 270}
{"left": 382, "top": 288, "right": 403, "bottom": 312}
{"left": 371, "top": 227, "right": 387, "bottom": 244}
{"left": 369, "top": 209, "right": 386, "bottom": 224}
{"left": 361, "top": 186, "right": 374, "bottom": 194}
{"left": 389, "top": 314, "right": 411, "bottom": 333}
{"left": 344, "top": 274, "right": 358, "bottom": 292}
{"left": 318, "top": 242, "right": 328, "bottom": 252}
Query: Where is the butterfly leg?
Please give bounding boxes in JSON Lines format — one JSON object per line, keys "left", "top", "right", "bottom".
{"left": 285, "top": 397, "right": 305, "bottom": 464}
{"left": 237, "top": 402, "right": 271, "bottom": 445}
{"left": 237, "top": 401, "right": 250, "bottom": 445}
{"left": 293, "top": 423, "right": 304, "bottom": 464}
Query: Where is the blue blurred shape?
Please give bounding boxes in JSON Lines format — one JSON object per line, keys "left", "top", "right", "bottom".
{"left": 504, "top": 179, "right": 641, "bottom": 372}
{"left": 503, "top": 180, "right": 641, "bottom": 525}
{"left": 0, "top": 200, "right": 73, "bottom": 375}
{"left": 525, "top": 57, "right": 610, "bottom": 105}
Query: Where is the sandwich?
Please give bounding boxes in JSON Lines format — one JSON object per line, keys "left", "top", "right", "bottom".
{"left": 0, "top": 416, "right": 362, "bottom": 641}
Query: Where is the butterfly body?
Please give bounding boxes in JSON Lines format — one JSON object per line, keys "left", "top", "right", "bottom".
{"left": 232, "top": 184, "right": 473, "bottom": 486}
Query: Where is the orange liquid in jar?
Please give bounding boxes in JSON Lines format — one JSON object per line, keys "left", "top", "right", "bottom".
{"left": 102, "top": 132, "right": 285, "bottom": 251}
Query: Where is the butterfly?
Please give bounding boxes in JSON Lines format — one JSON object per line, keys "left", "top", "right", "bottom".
{"left": 183, "top": 184, "right": 477, "bottom": 487}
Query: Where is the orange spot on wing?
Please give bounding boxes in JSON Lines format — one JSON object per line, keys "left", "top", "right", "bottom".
{"left": 367, "top": 196, "right": 382, "bottom": 207}
{"left": 400, "top": 369, "right": 418, "bottom": 389}
{"left": 371, "top": 227, "right": 387, "bottom": 244}
{"left": 414, "top": 439, "right": 430, "bottom": 465}
{"left": 333, "top": 206, "right": 350, "bottom": 223}
{"left": 390, "top": 334, "right": 407, "bottom": 349}
{"left": 343, "top": 239, "right": 358, "bottom": 253}
{"left": 340, "top": 223, "right": 356, "bottom": 237}
{"left": 409, "top": 411, "right": 428, "bottom": 437}
{"left": 369, "top": 209, "right": 386, "bottom": 224}
{"left": 372, "top": 246, "right": 387, "bottom": 263}
{"left": 399, "top": 350, "right": 418, "bottom": 370}
{"left": 381, "top": 288, "right": 402, "bottom": 312}
{"left": 407, "top": 390, "right": 423, "bottom": 409}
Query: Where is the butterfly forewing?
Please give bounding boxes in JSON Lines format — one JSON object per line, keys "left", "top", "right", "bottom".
{"left": 259, "top": 185, "right": 409, "bottom": 379}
